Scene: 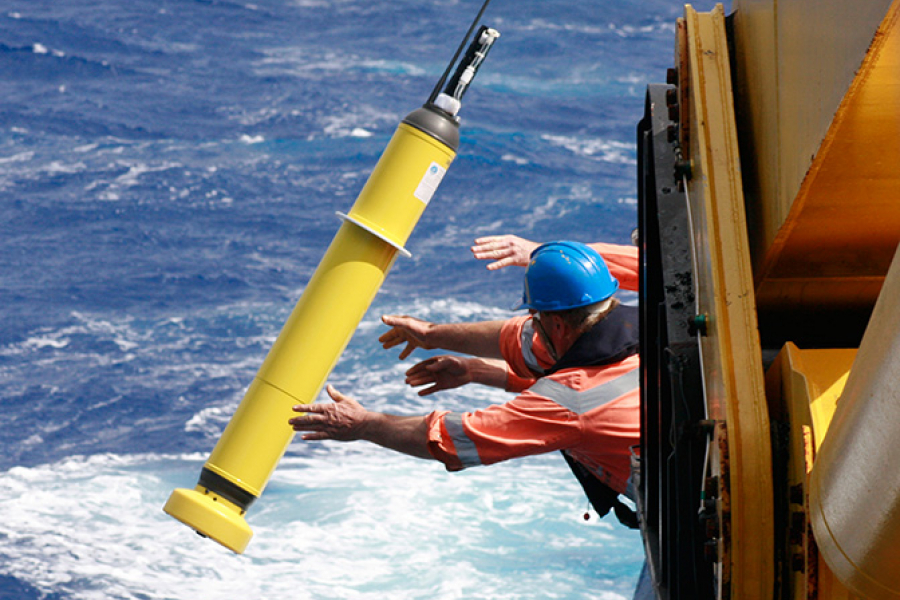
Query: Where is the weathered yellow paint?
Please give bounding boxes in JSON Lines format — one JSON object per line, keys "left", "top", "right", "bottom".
{"left": 681, "top": 0, "right": 899, "bottom": 597}
{"left": 809, "top": 244, "right": 900, "bottom": 599}
{"left": 764, "top": 344, "right": 858, "bottom": 600}
{"left": 681, "top": 5, "right": 773, "bottom": 598}
{"left": 731, "top": 0, "right": 900, "bottom": 316}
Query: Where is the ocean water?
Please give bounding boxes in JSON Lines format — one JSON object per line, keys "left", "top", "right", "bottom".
{"left": 0, "top": 0, "right": 722, "bottom": 598}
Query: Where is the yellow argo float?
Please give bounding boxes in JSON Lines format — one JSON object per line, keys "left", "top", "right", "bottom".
{"left": 164, "top": 26, "right": 500, "bottom": 553}
{"left": 164, "top": 108, "right": 457, "bottom": 553}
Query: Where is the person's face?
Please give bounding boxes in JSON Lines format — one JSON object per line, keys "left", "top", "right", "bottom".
{"left": 531, "top": 311, "right": 559, "bottom": 362}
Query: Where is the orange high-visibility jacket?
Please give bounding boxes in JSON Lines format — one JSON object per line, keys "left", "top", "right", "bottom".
{"left": 424, "top": 242, "right": 640, "bottom": 495}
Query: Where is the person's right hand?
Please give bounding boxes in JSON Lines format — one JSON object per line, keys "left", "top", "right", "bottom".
{"left": 379, "top": 315, "right": 435, "bottom": 360}
{"left": 471, "top": 235, "right": 539, "bottom": 270}
{"left": 403, "top": 356, "right": 472, "bottom": 396}
{"left": 289, "top": 385, "right": 369, "bottom": 441}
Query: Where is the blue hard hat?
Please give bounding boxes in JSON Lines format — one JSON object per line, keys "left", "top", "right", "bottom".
{"left": 515, "top": 241, "right": 619, "bottom": 311}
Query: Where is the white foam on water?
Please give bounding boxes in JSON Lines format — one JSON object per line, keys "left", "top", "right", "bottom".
{"left": 0, "top": 151, "right": 36, "bottom": 164}
{"left": 502, "top": 153, "right": 530, "bottom": 165}
{"left": 0, "top": 451, "right": 641, "bottom": 600}
{"left": 541, "top": 135, "right": 636, "bottom": 164}
{"left": 239, "top": 134, "right": 265, "bottom": 144}
{"left": 367, "top": 298, "right": 512, "bottom": 326}
{"left": 321, "top": 107, "right": 395, "bottom": 139}
{"left": 608, "top": 21, "right": 676, "bottom": 38}
{"left": 0, "top": 293, "right": 643, "bottom": 598}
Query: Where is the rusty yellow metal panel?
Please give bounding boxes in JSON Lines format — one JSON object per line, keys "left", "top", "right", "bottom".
{"left": 730, "top": 0, "right": 895, "bottom": 256}
{"left": 731, "top": 0, "right": 900, "bottom": 337}
{"left": 681, "top": 5, "right": 773, "bottom": 598}
{"left": 758, "top": 0, "right": 900, "bottom": 312}
{"left": 726, "top": 0, "right": 779, "bottom": 263}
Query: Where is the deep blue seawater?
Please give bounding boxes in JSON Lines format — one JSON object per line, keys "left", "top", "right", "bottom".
{"left": 1, "top": 1, "right": 724, "bottom": 598}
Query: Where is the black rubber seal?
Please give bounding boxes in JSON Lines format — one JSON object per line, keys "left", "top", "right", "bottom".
{"left": 198, "top": 467, "right": 258, "bottom": 511}
{"left": 402, "top": 105, "right": 460, "bottom": 152}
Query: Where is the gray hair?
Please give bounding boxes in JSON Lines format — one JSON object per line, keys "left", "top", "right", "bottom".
{"left": 549, "top": 297, "right": 619, "bottom": 333}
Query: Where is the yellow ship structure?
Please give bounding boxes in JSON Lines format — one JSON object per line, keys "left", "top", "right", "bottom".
{"left": 636, "top": 1, "right": 900, "bottom": 598}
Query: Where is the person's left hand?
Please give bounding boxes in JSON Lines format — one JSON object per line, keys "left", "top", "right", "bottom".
{"left": 289, "top": 385, "right": 369, "bottom": 441}
{"left": 404, "top": 355, "right": 472, "bottom": 396}
{"left": 471, "top": 235, "right": 539, "bottom": 270}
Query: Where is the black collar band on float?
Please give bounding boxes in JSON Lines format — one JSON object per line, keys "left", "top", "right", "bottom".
{"left": 198, "top": 467, "right": 258, "bottom": 512}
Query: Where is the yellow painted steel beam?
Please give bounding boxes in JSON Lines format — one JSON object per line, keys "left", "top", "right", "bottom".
{"left": 809, "top": 243, "right": 900, "bottom": 599}
{"left": 680, "top": 5, "right": 773, "bottom": 598}
{"left": 731, "top": 0, "right": 900, "bottom": 324}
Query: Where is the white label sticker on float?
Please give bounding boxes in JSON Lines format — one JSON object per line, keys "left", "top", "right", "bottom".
{"left": 413, "top": 162, "right": 447, "bottom": 204}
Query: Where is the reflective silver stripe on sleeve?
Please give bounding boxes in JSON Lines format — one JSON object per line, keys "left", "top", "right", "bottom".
{"left": 520, "top": 320, "right": 546, "bottom": 375}
{"left": 443, "top": 412, "right": 482, "bottom": 468}
{"left": 528, "top": 368, "right": 639, "bottom": 415}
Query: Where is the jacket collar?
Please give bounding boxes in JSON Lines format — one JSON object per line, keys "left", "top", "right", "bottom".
{"left": 545, "top": 304, "right": 639, "bottom": 375}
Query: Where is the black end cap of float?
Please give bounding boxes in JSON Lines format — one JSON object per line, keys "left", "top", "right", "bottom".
{"left": 403, "top": 105, "right": 460, "bottom": 152}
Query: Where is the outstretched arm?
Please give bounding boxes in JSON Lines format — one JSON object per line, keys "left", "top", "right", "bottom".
{"left": 471, "top": 235, "right": 539, "bottom": 270}
{"left": 587, "top": 242, "right": 639, "bottom": 291}
{"left": 379, "top": 315, "right": 505, "bottom": 360}
{"left": 290, "top": 385, "right": 433, "bottom": 460}
{"left": 472, "top": 234, "right": 639, "bottom": 292}
{"left": 403, "top": 355, "right": 509, "bottom": 396}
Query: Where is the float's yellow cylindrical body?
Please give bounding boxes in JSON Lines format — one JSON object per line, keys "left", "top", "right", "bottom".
{"left": 206, "top": 222, "right": 398, "bottom": 497}
{"left": 808, "top": 244, "right": 900, "bottom": 599}
{"left": 164, "top": 111, "right": 457, "bottom": 553}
